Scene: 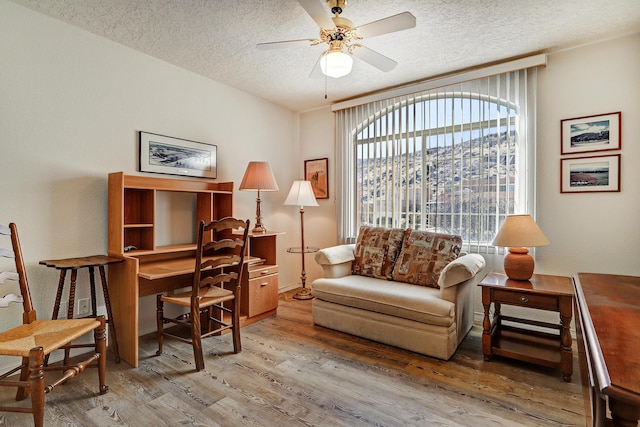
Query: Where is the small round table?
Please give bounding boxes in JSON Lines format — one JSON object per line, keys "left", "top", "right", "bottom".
{"left": 39, "top": 255, "right": 123, "bottom": 363}
{"left": 287, "top": 246, "right": 319, "bottom": 300}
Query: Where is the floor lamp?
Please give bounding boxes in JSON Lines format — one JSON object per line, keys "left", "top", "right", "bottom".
{"left": 284, "top": 180, "right": 319, "bottom": 300}
{"left": 239, "top": 161, "right": 279, "bottom": 234}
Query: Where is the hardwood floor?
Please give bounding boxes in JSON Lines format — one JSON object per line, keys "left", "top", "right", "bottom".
{"left": 0, "top": 292, "right": 585, "bottom": 426}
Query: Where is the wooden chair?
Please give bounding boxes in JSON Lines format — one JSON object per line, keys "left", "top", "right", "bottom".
{"left": 156, "top": 217, "right": 250, "bottom": 372}
{"left": 0, "top": 223, "right": 108, "bottom": 427}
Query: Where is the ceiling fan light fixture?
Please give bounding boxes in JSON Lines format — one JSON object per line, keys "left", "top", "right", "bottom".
{"left": 320, "top": 50, "right": 353, "bottom": 78}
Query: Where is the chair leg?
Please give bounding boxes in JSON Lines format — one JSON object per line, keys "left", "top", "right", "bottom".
{"left": 94, "top": 316, "right": 109, "bottom": 394}
{"left": 156, "top": 295, "right": 164, "bottom": 356}
{"left": 232, "top": 303, "right": 241, "bottom": 354}
{"left": 191, "top": 303, "right": 205, "bottom": 371}
{"left": 15, "top": 357, "right": 30, "bottom": 401}
{"left": 28, "top": 347, "right": 45, "bottom": 427}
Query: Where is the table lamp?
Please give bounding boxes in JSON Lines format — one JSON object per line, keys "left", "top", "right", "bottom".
{"left": 284, "top": 180, "right": 319, "bottom": 300}
{"left": 492, "top": 214, "right": 550, "bottom": 281}
{"left": 239, "top": 161, "right": 279, "bottom": 233}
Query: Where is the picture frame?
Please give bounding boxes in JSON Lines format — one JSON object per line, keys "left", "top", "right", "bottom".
{"left": 560, "top": 154, "right": 620, "bottom": 193}
{"left": 139, "top": 131, "right": 217, "bottom": 179}
{"left": 561, "top": 111, "right": 621, "bottom": 155}
{"left": 304, "top": 157, "right": 329, "bottom": 199}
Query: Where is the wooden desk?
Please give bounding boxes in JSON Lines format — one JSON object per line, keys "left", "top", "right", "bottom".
{"left": 573, "top": 273, "right": 640, "bottom": 427}
{"left": 107, "top": 173, "right": 282, "bottom": 367}
{"left": 109, "top": 235, "right": 281, "bottom": 367}
{"left": 479, "top": 272, "right": 574, "bottom": 381}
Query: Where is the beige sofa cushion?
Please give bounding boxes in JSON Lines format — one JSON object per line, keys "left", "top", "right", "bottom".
{"left": 351, "top": 226, "right": 405, "bottom": 280}
{"left": 312, "top": 275, "right": 455, "bottom": 326}
{"left": 391, "top": 230, "right": 462, "bottom": 288}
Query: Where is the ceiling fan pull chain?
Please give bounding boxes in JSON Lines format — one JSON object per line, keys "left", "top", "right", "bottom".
{"left": 324, "top": 73, "right": 328, "bottom": 99}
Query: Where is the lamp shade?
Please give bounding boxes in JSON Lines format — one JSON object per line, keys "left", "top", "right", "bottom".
{"left": 492, "top": 214, "right": 550, "bottom": 248}
{"left": 284, "top": 180, "right": 319, "bottom": 207}
{"left": 239, "top": 161, "right": 279, "bottom": 191}
{"left": 320, "top": 50, "right": 353, "bottom": 78}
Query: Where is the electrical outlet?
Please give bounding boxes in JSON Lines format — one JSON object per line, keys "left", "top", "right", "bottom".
{"left": 59, "top": 301, "right": 68, "bottom": 319}
{"left": 77, "top": 298, "right": 90, "bottom": 316}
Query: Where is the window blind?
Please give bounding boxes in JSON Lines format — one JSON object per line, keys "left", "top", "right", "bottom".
{"left": 335, "top": 68, "right": 538, "bottom": 253}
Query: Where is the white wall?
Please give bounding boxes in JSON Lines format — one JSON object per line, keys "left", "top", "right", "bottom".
{"left": 299, "top": 33, "right": 640, "bottom": 320}
{"left": 0, "top": 0, "right": 303, "bottom": 365}
{"left": 536, "top": 33, "right": 640, "bottom": 277}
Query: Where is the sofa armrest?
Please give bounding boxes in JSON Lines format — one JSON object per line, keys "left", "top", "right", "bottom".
{"left": 314, "top": 244, "right": 355, "bottom": 279}
{"left": 438, "top": 253, "right": 486, "bottom": 289}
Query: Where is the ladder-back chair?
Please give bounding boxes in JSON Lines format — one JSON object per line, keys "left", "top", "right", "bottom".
{"left": 0, "top": 223, "right": 108, "bottom": 427}
{"left": 156, "top": 217, "right": 250, "bottom": 372}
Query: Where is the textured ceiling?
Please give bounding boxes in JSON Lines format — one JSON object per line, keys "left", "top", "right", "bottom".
{"left": 9, "top": 0, "right": 640, "bottom": 112}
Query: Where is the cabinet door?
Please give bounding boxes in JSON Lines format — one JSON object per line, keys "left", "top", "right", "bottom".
{"left": 248, "top": 274, "right": 278, "bottom": 317}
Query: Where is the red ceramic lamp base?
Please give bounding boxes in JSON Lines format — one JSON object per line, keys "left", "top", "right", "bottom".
{"left": 503, "top": 247, "right": 535, "bottom": 281}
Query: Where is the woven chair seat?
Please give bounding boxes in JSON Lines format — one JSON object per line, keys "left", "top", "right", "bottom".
{"left": 0, "top": 318, "right": 100, "bottom": 357}
{"left": 160, "top": 286, "right": 234, "bottom": 308}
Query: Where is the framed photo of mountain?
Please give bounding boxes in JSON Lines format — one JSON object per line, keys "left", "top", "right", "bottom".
{"left": 139, "top": 131, "right": 217, "bottom": 178}
{"left": 561, "top": 112, "right": 621, "bottom": 155}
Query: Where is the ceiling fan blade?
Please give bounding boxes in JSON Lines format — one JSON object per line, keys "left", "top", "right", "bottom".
{"left": 355, "top": 12, "right": 416, "bottom": 39}
{"left": 309, "top": 54, "right": 324, "bottom": 79}
{"left": 298, "top": 0, "right": 334, "bottom": 29}
{"left": 352, "top": 45, "right": 397, "bottom": 72}
{"left": 257, "top": 39, "right": 317, "bottom": 50}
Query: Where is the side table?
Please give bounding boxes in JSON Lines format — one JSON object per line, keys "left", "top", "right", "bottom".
{"left": 287, "top": 246, "right": 319, "bottom": 300}
{"left": 479, "top": 272, "right": 574, "bottom": 381}
{"left": 39, "top": 255, "right": 123, "bottom": 363}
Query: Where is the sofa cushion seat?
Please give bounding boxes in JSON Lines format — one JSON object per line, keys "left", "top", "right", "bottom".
{"left": 312, "top": 275, "right": 455, "bottom": 327}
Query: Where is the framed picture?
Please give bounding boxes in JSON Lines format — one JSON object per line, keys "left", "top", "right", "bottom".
{"left": 304, "top": 157, "right": 329, "bottom": 199}
{"left": 139, "top": 131, "right": 217, "bottom": 178}
{"left": 561, "top": 154, "right": 620, "bottom": 193}
{"left": 561, "top": 111, "right": 621, "bottom": 155}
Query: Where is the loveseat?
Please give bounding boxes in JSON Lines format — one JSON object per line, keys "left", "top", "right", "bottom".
{"left": 311, "top": 226, "right": 486, "bottom": 360}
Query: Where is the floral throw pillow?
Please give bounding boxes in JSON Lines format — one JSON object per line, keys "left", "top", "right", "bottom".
{"left": 391, "top": 230, "right": 462, "bottom": 288}
{"left": 351, "top": 226, "right": 405, "bottom": 280}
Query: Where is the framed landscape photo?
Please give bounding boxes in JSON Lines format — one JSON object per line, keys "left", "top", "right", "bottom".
{"left": 561, "top": 154, "right": 620, "bottom": 193}
{"left": 139, "top": 131, "right": 217, "bottom": 178}
{"left": 304, "top": 157, "right": 329, "bottom": 199}
{"left": 561, "top": 111, "right": 621, "bottom": 155}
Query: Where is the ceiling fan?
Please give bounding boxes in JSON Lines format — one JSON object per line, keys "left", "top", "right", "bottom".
{"left": 257, "top": 0, "right": 416, "bottom": 79}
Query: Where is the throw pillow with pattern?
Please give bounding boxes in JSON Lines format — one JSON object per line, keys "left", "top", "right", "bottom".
{"left": 352, "top": 226, "right": 405, "bottom": 280}
{"left": 391, "top": 230, "right": 462, "bottom": 288}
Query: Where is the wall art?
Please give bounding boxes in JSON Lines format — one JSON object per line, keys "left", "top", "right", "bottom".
{"left": 560, "top": 154, "right": 620, "bottom": 193}
{"left": 561, "top": 112, "right": 621, "bottom": 155}
{"left": 304, "top": 157, "right": 329, "bottom": 199}
{"left": 139, "top": 131, "right": 217, "bottom": 178}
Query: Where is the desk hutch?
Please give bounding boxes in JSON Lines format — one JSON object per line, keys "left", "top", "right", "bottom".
{"left": 107, "top": 172, "right": 280, "bottom": 367}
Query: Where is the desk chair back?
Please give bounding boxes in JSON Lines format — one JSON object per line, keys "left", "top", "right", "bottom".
{"left": 157, "top": 217, "right": 250, "bottom": 371}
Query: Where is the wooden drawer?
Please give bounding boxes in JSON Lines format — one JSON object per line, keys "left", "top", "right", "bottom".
{"left": 247, "top": 273, "right": 278, "bottom": 317}
{"left": 492, "top": 289, "right": 558, "bottom": 311}
{"left": 249, "top": 264, "right": 278, "bottom": 279}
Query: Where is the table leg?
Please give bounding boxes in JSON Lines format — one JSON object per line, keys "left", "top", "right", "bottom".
{"left": 45, "top": 270, "right": 67, "bottom": 366}
{"left": 64, "top": 269, "right": 79, "bottom": 365}
{"left": 88, "top": 267, "right": 98, "bottom": 318}
{"left": 98, "top": 266, "right": 120, "bottom": 363}
{"left": 482, "top": 288, "right": 492, "bottom": 361}
{"left": 51, "top": 270, "right": 66, "bottom": 321}
{"left": 609, "top": 397, "right": 640, "bottom": 427}
{"left": 559, "top": 295, "right": 573, "bottom": 382}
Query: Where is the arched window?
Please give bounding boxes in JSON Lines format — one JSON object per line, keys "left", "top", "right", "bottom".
{"left": 335, "top": 69, "right": 536, "bottom": 253}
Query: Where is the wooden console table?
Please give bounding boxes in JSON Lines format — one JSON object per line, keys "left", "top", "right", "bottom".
{"left": 573, "top": 273, "right": 640, "bottom": 427}
{"left": 479, "top": 272, "right": 574, "bottom": 381}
